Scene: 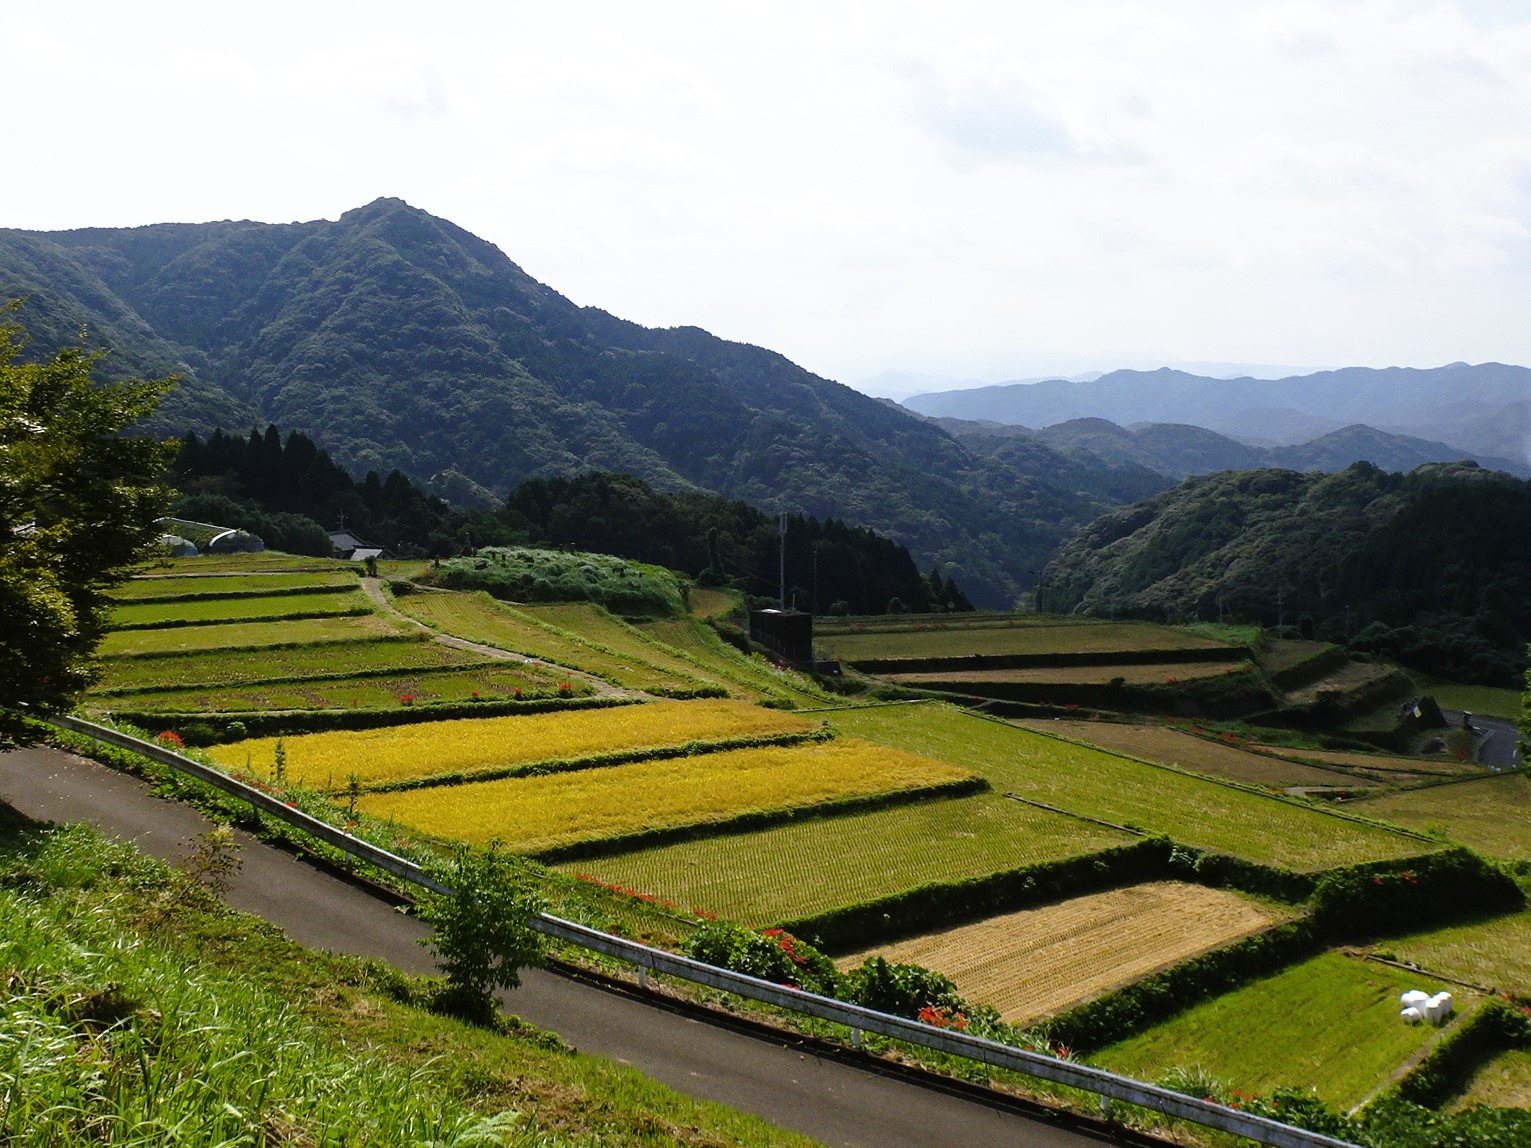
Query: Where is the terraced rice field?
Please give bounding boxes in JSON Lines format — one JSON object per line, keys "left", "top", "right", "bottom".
{"left": 1095, "top": 952, "right": 1469, "bottom": 1109}
{"left": 557, "top": 793, "right": 1135, "bottom": 926}
{"left": 835, "top": 882, "right": 1289, "bottom": 1023}
{"left": 395, "top": 591, "right": 701, "bottom": 694}
{"left": 824, "top": 704, "right": 1432, "bottom": 870}
{"left": 110, "top": 572, "right": 359, "bottom": 599}
{"left": 104, "top": 665, "right": 584, "bottom": 714}
{"left": 1256, "top": 744, "right": 1477, "bottom": 782}
{"left": 138, "top": 553, "right": 348, "bottom": 573}
{"left": 637, "top": 618, "right": 827, "bottom": 705}
{"left": 519, "top": 604, "right": 725, "bottom": 691}
{"left": 884, "top": 662, "right": 1244, "bottom": 686}
{"left": 1015, "top": 720, "right": 1365, "bottom": 790}
{"left": 99, "top": 613, "right": 413, "bottom": 656}
{"left": 211, "top": 699, "right": 819, "bottom": 789}
{"left": 356, "top": 738, "right": 977, "bottom": 854}
{"left": 91, "top": 638, "right": 488, "bottom": 692}
{"left": 816, "top": 619, "right": 1234, "bottom": 663}
{"left": 1451, "top": 1048, "right": 1531, "bottom": 1110}
{"left": 1374, "top": 907, "right": 1531, "bottom": 995}
{"left": 109, "top": 588, "right": 372, "bottom": 627}
{"left": 1353, "top": 774, "right": 1531, "bottom": 860}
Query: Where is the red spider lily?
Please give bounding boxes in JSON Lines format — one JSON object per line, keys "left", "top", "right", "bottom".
{"left": 157, "top": 730, "right": 184, "bottom": 747}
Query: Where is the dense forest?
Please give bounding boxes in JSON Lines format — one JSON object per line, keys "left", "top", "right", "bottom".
{"left": 1037, "top": 461, "right": 1531, "bottom": 684}
{"left": 171, "top": 428, "right": 969, "bottom": 616}
{"left": 1, "top": 199, "right": 1162, "bottom": 605}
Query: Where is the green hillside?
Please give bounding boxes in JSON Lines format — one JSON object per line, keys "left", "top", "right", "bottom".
{"left": 0, "top": 200, "right": 1166, "bottom": 605}
{"left": 1037, "top": 461, "right": 1531, "bottom": 684}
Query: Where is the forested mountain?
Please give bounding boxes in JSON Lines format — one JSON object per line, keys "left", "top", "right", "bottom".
{"left": 929, "top": 415, "right": 1525, "bottom": 481}
{"left": 904, "top": 365, "right": 1531, "bottom": 468}
{"left": 1037, "top": 462, "right": 1531, "bottom": 684}
{"left": 0, "top": 199, "right": 1154, "bottom": 606}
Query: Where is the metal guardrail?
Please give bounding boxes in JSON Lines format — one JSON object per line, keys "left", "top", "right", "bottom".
{"left": 50, "top": 714, "right": 1358, "bottom": 1148}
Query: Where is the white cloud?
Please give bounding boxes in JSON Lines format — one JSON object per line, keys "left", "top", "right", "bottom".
{"left": 8, "top": 1, "right": 1531, "bottom": 384}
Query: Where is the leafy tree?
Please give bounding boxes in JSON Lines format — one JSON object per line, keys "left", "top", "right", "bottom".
{"left": 416, "top": 841, "right": 545, "bottom": 1022}
{"left": 0, "top": 305, "right": 172, "bottom": 743}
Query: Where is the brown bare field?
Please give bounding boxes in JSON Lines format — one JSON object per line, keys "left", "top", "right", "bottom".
{"left": 884, "top": 662, "right": 1241, "bottom": 686}
{"left": 1014, "top": 720, "right": 1361, "bottom": 789}
{"left": 1282, "top": 660, "right": 1403, "bottom": 706}
{"left": 835, "top": 881, "right": 1289, "bottom": 1023}
{"left": 1255, "top": 745, "right": 1480, "bottom": 783}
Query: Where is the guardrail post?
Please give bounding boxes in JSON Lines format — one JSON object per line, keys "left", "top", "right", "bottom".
{"left": 851, "top": 1027, "right": 862, "bottom": 1048}
{"left": 638, "top": 966, "right": 648, "bottom": 990}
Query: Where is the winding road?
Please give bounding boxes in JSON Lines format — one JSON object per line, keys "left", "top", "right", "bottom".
{"left": 0, "top": 743, "right": 1138, "bottom": 1148}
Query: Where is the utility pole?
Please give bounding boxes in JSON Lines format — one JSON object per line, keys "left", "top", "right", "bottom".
{"left": 778, "top": 511, "right": 787, "bottom": 611}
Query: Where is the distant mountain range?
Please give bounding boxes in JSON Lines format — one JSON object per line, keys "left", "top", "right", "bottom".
{"left": 903, "top": 366, "right": 1531, "bottom": 472}
{"left": 924, "top": 415, "right": 1531, "bottom": 481}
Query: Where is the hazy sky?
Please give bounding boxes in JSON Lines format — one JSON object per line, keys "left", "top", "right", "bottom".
{"left": 12, "top": 1, "right": 1531, "bottom": 391}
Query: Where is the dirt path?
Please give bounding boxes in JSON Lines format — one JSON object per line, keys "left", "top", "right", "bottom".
{"left": 0, "top": 743, "right": 1122, "bottom": 1148}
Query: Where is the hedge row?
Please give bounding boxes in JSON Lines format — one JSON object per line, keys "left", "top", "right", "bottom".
{"left": 360, "top": 728, "right": 835, "bottom": 794}
{"left": 111, "top": 695, "right": 640, "bottom": 742}
{"left": 530, "top": 775, "right": 991, "bottom": 865}
{"left": 779, "top": 838, "right": 1170, "bottom": 954}
{"left": 1391, "top": 999, "right": 1531, "bottom": 1108}
{"left": 1309, "top": 848, "right": 1526, "bottom": 938}
{"left": 1041, "top": 920, "right": 1322, "bottom": 1054}
{"left": 109, "top": 581, "right": 359, "bottom": 606}
{"left": 898, "top": 666, "right": 1275, "bottom": 718}
{"left": 1267, "top": 644, "right": 1349, "bottom": 691}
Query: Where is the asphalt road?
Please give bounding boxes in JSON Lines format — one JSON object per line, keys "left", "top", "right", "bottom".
{"left": 0, "top": 744, "right": 1130, "bottom": 1148}
{"left": 1440, "top": 710, "right": 1524, "bottom": 770}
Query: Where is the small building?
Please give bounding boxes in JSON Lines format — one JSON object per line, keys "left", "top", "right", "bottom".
{"left": 328, "top": 529, "right": 387, "bottom": 562}
{"left": 749, "top": 608, "right": 814, "bottom": 666}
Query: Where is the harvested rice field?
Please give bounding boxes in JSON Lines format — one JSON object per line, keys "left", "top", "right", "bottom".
{"left": 1369, "top": 907, "right": 1531, "bottom": 995}
{"left": 1352, "top": 773, "right": 1531, "bottom": 860}
{"left": 834, "top": 882, "right": 1289, "bottom": 1024}
{"left": 884, "top": 661, "right": 1243, "bottom": 686}
{"left": 1450, "top": 1048, "right": 1531, "bottom": 1111}
{"left": 1014, "top": 720, "right": 1364, "bottom": 790}
{"left": 99, "top": 613, "right": 411, "bottom": 656}
{"left": 816, "top": 619, "right": 1234, "bottom": 664}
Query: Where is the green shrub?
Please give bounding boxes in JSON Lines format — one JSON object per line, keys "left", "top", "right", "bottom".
{"left": 1310, "top": 848, "right": 1525, "bottom": 939}
{"left": 681, "top": 921, "right": 839, "bottom": 997}
{"left": 841, "top": 956, "right": 964, "bottom": 1020}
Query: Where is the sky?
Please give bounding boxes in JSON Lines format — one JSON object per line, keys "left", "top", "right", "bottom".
{"left": 11, "top": 1, "right": 1531, "bottom": 394}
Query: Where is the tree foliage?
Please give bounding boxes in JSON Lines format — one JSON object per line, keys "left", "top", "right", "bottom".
{"left": 416, "top": 841, "right": 545, "bottom": 1022}
{"left": 0, "top": 305, "right": 172, "bottom": 741}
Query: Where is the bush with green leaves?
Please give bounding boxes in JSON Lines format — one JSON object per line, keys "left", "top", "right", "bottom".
{"left": 680, "top": 921, "right": 840, "bottom": 996}
{"left": 840, "top": 956, "right": 966, "bottom": 1021}
{"left": 417, "top": 841, "right": 546, "bottom": 1022}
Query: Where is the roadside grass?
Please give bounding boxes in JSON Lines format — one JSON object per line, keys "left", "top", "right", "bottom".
{"left": 99, "top": 613, "right": 414, "bottom": 656}
{"left": 824, "top": 704, "right": 1431, "bottom": 871}
{"left": 210, "top": 700, "right": 818, "bottom": 790}
{"left": 1012, "top": 719, "right": 1364, "bottom": 790}
{"left": 1351, "top": 774, "right": 1531, "bottom": 860}
{"left": 356, "top": 739, "right": 978, "bottom": 855}
{"left": 109, "top": 587, "right": 373, "bottom": 627}
{"left": 91, "top": 637, "right": 488, "bottom": 692}
{"left": 834, "top": 882, "right": 1292, "bottom": 1024}
{"left": 1093, "top": 951, "right": 1469, "bottom": 1110}
{"left": 1450, "top": 1048, "right": 1531, "bottom": 1111}
{"left": 100, "top": 665, "right": 586, "bottom": 714}
{"left": 1366, "top": 906, "right": 1531, "bottom": 995}
{"left": 0, "top": 808, "right": 818, "bottom": 1148}
{"left": 109, "top": 572, "right": 359, "bottom": 600}
{"left": 395, "top": 590, "right": 703, "bottom": 694}
{"left": 815, "top": 618, "right": 1234, "bottom": 663}
{"left": 556, "top": 793, "right": 1134, "bottom": 926}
